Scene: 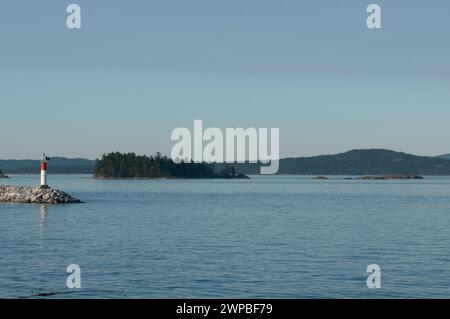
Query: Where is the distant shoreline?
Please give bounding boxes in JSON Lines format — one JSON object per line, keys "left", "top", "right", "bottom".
{"left": 5, "top": 174, "right": 449, "bottom": 181}
{"left": 2, "top": 149, "right": 450, "bottom": 176}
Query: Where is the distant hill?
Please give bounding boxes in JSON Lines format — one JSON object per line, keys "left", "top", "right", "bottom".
{"left": 220, "top": 149, "right": 450, "bottom": 175}
{"left": 0, "top": 157, "right": 95, "bottom": 174}
{"left": 438, "top": 154, "right": 450, "bottom": 160}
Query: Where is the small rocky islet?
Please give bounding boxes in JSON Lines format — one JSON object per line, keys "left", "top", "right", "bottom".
{"left": 311, "top": 174, "right": 424, "bottom": 180}
{"left": 0, "top": 186, "right": 82, "bottom": 204}
{"left": 357, "top": 174, "right": 423, "bottom": 180}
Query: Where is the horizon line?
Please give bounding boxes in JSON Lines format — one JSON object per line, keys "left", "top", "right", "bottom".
{"left": 1, "top": 148, "right": 449, "bottom": 161}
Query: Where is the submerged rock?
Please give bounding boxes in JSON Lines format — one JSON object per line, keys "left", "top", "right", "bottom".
{"left": 313, "top": 176, "right": 328, "bottom": 180}
{"left": 0, "top": 186, "right": 82, "bottom": 204}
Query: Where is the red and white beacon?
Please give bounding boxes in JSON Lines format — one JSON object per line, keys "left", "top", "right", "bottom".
{"left": 40, "top": 153, "right": 50, "bottom": 189}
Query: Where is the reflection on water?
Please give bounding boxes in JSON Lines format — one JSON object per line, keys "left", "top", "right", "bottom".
{"left": 37, "top": 204, "right": 49, "bottom": 276}
{"left": 39, "top": 204, "right": 48, "bottom": 241}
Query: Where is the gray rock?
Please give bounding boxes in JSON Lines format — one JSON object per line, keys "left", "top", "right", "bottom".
{"left": 0, "top": 185, "right": 82, "bottom": 204}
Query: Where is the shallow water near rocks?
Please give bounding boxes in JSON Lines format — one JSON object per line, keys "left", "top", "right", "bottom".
{"left": 1, "top": 174, "right": 450, "bottom": 298}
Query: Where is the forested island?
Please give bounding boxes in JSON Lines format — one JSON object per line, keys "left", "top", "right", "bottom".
{"left": 93, "top": 152, "right": 249, "bottom": 179}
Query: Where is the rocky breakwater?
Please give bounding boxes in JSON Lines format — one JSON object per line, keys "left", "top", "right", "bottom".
{"left": 0, "top": 186, "right": 82, "bottom": 204}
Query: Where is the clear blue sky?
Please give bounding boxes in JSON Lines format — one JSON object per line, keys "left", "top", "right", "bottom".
{"left": 1, "top": 0, "right": 449, "bottom": 159}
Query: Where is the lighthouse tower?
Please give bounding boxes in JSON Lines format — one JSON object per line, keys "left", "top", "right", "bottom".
{"left": 40, "top": 153, "right": 50, "bottom": 189}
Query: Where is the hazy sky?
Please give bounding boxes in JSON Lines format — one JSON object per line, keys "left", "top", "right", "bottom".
{"left": 1, "top": 0, "right": 449, "bottom": 159}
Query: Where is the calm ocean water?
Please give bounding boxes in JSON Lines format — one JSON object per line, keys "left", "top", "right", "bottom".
{"left": 1, "top": 174, "right": 450, "bottom": 298}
